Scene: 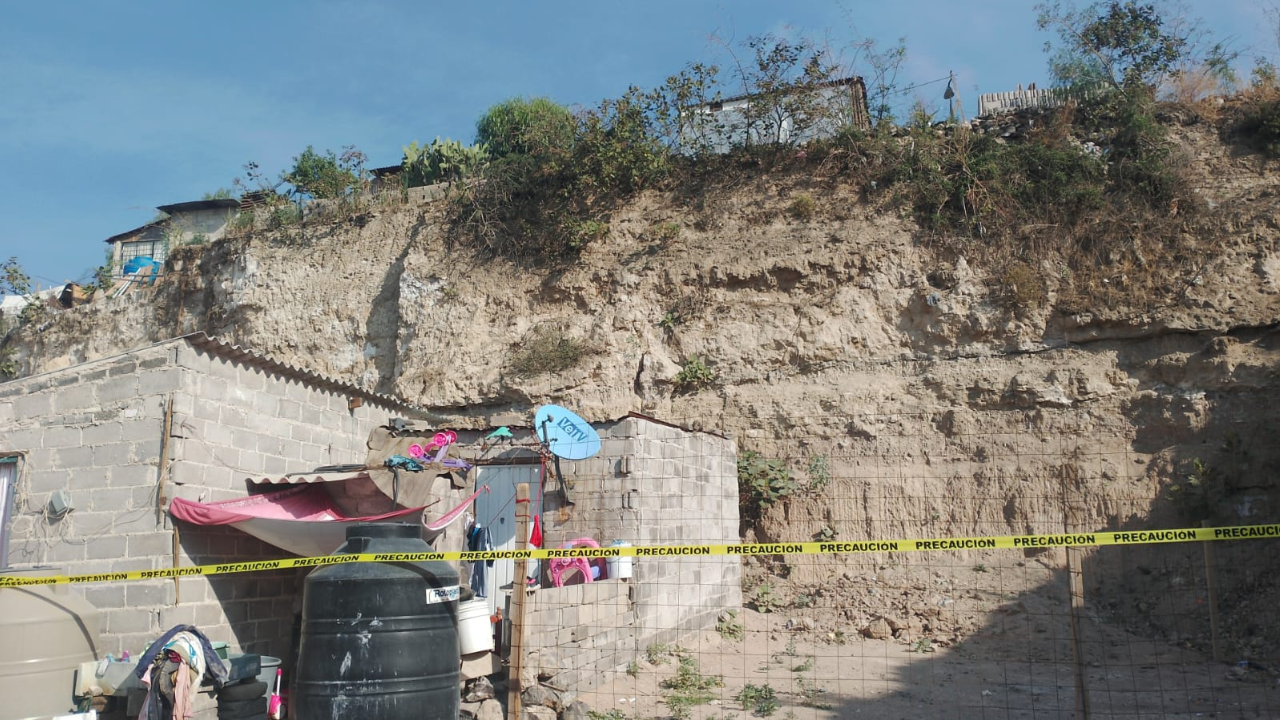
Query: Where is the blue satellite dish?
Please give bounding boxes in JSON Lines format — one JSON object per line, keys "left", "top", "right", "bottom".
{"left": 534, "top": 404, "right": 601, "bottom": 460}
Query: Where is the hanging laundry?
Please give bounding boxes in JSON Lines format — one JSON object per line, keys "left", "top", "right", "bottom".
{"left": 527, "top": 515, "right": 543, "bottom": 585}
{"left": 467, "top": 523, "right": 494, "bottom": 598}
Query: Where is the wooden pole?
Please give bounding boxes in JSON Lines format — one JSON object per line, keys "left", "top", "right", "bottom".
{"left": 1202, "top": 520, "right": 1222, "bottom": 662}
{"left": 157, "top": 396, "right": 173, "bottom": 526}
{"left": 506, "top": 483, "right": 531, "bottom": 720}
{"left": 157, "top": 395, "right": 177, "bottom": 604}
{"left": 1066, "top": 546, "right": 1092, "bottom": 719}
{"left": 1060, "top": 464, "right": 1092, "bottom": 719}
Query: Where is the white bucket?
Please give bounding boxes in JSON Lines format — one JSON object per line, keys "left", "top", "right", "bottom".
{"left": 606, "top": 541, "right": 632, "bottom": 580}
{"left": 457, "top": 599, "right": 493, "bottom": 654}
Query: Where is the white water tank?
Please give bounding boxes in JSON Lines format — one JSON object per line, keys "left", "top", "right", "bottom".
{"left": 0, "top": 568, "right": 101, "bottom": 720}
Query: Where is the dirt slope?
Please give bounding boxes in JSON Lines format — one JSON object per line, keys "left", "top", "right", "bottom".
{"left": 9, "top": 120, "right": 1280, "bottom": 661}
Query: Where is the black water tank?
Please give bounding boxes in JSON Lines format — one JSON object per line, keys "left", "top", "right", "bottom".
{"left": 294, "top": 522, "right": 460, "bottom": 719}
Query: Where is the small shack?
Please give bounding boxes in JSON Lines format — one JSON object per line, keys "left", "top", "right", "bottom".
{"left": 0, "top": 334, "right": 744, "bottom": 705}
{"left": 104, "top": 199, "right": 241, "bottom": 272}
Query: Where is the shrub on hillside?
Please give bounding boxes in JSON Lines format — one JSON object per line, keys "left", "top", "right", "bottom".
{"left": 475, "top": 97, "right": 576, "bottom": 160}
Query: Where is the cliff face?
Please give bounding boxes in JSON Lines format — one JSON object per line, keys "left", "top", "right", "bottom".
{"left": 9, "top": 119, "right": 1280, "bottom": 656}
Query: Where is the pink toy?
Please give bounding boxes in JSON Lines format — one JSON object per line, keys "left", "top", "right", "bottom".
{"left": 548, "top": 537, "right": 601, "bottom": 587}
{"left": 407, "top": 443, "right": 426, "bottom": 459}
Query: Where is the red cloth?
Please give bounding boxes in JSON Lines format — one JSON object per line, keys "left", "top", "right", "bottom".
{"left": 530, "top": 515, "right": 542, "bottom": 548}
{"left": 168, "top": 484, "right": 422, "bottom": 525}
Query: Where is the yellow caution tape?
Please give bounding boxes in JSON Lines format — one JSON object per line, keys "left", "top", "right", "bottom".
{"left": 2, "top": 523, "right": 1277, "bottom": 587}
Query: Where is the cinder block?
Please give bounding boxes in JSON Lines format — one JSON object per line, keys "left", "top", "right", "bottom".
{"left": 277, "top": 400, "right": 301, "bottom": 422}
{"left": 90, "top": 488, "right": 134, "bottom": 512}
{"left": 98, "top": 376, "right": 140, "bottom": 404}
{"left": 112, "top": 557, "right": 156, "bottom": 573}
{"left": 107, "top": 608, "right": 155, "bottom": 634}
{"left": 126, "top": 582, "right": 174, "bottom": 607}
{"left": 56, "top": 446, "right": 95, "bottom": 469}
{"left": 140, "top": 368, "right": 184, "bottom": 395}
{"left": 129, "top": 532, "right": 175, "bottom": 556}
{"left": 284, "top": 381, "right": 310, "bottom": 404}
{"left": 159, "top": 604, "right": 198, "bottom": 629}
{"left": 1, "top": 427, "right": 42, "bottom": 450}
{"left": 81, "top": 422, "right": 123, "bottom": 446}
{"left": 195, "top": 602, "right": 227, "bottom": 627}
{"left": 120, "top": 419, "right": 161, "bottom": 443}
{"left": 0, "top": 401, "right": 12, "bottom": 424}
{"left": 48, "top": 541, "right": 86, "bottom": 563}
{"left": 29, "top": 469, "right": 71, "bottom": 494}
{"left": 93, "top": 443, "right": 134, "bottom": 467}
{"left": 130, "top": 438, "right": 162, "bottom": 464}
{"left": 43, "top": 425, "right": 83, "bottom": 448}
{"left": 220, "top": 406, "right": 248, "bottom": 429}
{"left": 84, "top": 583, "right": 127, "bottom": 609}
{"left": 193, "top": 399, "right": 220, "bottom": 423}
{"left": 85, "top": 534, "right": 129, "bottom": 560}
{"left": 110, "top": 463, "right": 156, "bottom": 488}
{"left": 15, "top": 392, "right": 54, "bottom": 417}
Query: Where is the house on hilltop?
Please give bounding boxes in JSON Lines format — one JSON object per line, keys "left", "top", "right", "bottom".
{"left": 680, "top": 75, "right": 870, "bottom": 153}
{"left": 105, "top": 199, "right": 241, "bottom": 272}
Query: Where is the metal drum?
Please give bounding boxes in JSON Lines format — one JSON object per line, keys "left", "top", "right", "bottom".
{"left": 294, "top": 523, "right": 459, "bottom": 719}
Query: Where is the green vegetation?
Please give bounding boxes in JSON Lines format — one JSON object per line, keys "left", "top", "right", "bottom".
{"left": 401, "top": 138, "right": 490, "bottom": 187}
{"left": 284, "top": 145, "right": 367, "bottom": 200}
{"left": 748, "top": 580, "right": 783, "bottom": 614}
{"left": 673, "top": 354, "right": 714, "bottom": 392}
{"left": 806, "top": 455, "right": 831, "bottom": 493}
{"left": 661, "top": 655, "right": 723, "bottom": 719}
{"left": 787, "top": 193, "right": 816, "bottom": 221}
{"left": 737, "top": 684, "right": 779, "bottom": 717}
{"left": 508, "top": 323, "right": 593, "bottom": 377}
{"left": 476, "top": 97, "right": 576, "bottom": 159}
{"left": 1236, "top": 97, "right": 1280, "bottom": 157}
{"left": 738, "top": 451, "right": 795, "bottom": 521}
{"left": 716, "top": 610, "right": 745, "bottom": 641}
{"left": 646, "top": 642, "right": 674, "bottom": 665}
{"left": 201, "top": 188, "right": 235, "bottom": 200}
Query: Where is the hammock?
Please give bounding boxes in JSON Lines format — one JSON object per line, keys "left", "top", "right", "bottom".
{"left": 169, "top": 484, "right": 486, "bottom": 557}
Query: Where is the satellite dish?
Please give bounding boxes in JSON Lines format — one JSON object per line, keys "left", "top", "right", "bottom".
{"left": 534, "top": 404, "right": 601, "bottom": 460}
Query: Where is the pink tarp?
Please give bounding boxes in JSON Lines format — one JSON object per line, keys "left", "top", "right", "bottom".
{"left": 169, "top": 484, "right": 490, "bottom": 557}
{"left": 169, "top": 485, "right": 426, "bottom": 557}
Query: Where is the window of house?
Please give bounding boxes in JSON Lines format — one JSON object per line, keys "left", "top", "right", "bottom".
{"left": 120, "top": 239, "right": 168, "bottom": 265}
{"left": 0, "top": 455, "right": 18, "bottom": 566}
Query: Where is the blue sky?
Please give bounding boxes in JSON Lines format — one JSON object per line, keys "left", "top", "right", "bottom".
{"left": 0, "top": 0, "right": 1271, "bottom": 287}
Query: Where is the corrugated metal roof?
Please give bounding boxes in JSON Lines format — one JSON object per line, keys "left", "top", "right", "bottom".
{"left": 183, "top": 333, "right": 435, "bottom": 419}
{"left": 156, "top": 199, "right": 242, "bottom": 214}
{"left": 104, "top": 221, "right": 163, "bottom": 244}
{"left": 248, "top": 470, "right": 371, "bottom": 485}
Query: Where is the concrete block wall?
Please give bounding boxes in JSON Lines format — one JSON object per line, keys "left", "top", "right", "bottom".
{"left": 623, "top": 417, "right": 742, "bottom": 647}
{"left": 533, "top": 416, "right": 742, "bottom": 684}
{"left": 1, "top": 337, "right": 412, "bottom": 664}
{"left": 165, "top": 341, "right": 397, "bottom": 662}
{"left": 0, "top": 344, "right": 186, "bottom": 656}
{"left": 524, "top": 579, "right": 634, "bottom": 691}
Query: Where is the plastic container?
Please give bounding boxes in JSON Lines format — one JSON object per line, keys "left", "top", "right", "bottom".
{"left": 255, "top": 656, "right": 281, "bottom": 697}
{"left": 294, "top": 523, "right": 459, "bottom": 720}
{"left": 606, "top": 540, "right": 633, "bottom": 579}
{"left": 457, "top": 599, "right": 494, "bottom": 654}
{"left": 0, "top": 570, "right": 101, "bottom": 720}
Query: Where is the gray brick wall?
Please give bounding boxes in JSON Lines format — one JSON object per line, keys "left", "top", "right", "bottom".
{"left": 523, "top": 416, "right": 742, "bottom": 692}
{"left": 0, "top": 338, "right": 404, "bottom": 664}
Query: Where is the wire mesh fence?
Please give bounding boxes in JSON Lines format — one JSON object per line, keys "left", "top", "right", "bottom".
{"left": 491, "top": 410, "right": 1280, "bottom": 720}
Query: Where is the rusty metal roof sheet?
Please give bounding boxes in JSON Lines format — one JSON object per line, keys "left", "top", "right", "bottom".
{"left": 183, "top": 332, "right": 434, "bottom": 419}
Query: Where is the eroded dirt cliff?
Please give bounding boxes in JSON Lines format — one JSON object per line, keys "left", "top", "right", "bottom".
{"left": 10, "top": 119, "right": 1280, "bottom": 660}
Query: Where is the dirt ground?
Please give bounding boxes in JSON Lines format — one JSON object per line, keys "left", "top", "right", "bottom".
{"left": 580, "top": 554, "right": 1280, "bottom": 719}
